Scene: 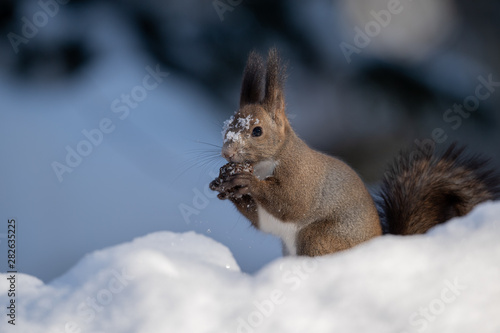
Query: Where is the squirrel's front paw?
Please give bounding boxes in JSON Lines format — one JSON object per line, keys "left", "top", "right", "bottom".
{"left": 225, "top": 173, "right": 255, "bottom": 197}
{"left": 209, "top": 162, "right": 255, "bottom": 199}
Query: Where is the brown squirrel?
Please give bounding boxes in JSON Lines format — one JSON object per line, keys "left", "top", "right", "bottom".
{"left": 209, "top": 48, "right": 500, "bottom": 256}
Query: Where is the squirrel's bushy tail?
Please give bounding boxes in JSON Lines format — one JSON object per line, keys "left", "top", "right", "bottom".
{"left": 378, "top": 142, "right": 500, "bottom": 235}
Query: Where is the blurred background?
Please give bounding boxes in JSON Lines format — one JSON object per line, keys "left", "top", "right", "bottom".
{"left": 1, "top": 0, "right": 499, "bottom": 282}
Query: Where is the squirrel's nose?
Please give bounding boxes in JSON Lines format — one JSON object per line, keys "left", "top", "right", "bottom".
{"left": 222, "top": 150, "right": 234, "bottom": 161}
{"left": 222, "top": 146, "right": 236, "bottom": 161}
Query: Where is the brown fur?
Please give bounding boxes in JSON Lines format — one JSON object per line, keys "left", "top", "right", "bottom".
{"left": 378, "top": 143, "right": 500, "bottom": 235}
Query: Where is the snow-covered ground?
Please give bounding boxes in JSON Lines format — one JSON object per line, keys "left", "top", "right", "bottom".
{"left": 1, "top": 201, "right": 499, "bottom": 333}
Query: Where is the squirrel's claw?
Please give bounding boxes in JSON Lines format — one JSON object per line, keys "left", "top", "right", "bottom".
{"left": 217, "top": 192, "right": 229, "bottom": 200}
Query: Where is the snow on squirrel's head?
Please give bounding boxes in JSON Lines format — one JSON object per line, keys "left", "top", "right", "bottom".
{"left": 221, "top": 48, "right": 290, "bottom": 164}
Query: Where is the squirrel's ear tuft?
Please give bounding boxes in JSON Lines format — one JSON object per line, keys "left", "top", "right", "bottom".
{"left": 240, "top": 51, "right": 265, "bottom": 107}
{"left": 263, "top": 48, "right": 287, "bottom": 118}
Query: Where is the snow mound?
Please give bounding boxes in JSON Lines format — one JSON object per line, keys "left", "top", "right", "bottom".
{"left": 2, "top": 202, "right": 500, "bottom": 333}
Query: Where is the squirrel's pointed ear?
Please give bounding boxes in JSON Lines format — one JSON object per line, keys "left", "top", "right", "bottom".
{"left": 263, "top": 48, "right": 287, "bottom": 120}
{"left": 239, "top": 51, "right": 265, "bottom": 107}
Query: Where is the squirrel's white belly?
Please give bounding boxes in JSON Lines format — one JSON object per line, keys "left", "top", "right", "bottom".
{"left": 257, "top": 204, "right": 298, "bottom": 255}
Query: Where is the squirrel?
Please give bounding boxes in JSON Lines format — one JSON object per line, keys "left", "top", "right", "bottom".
{"left": 209, "top": 48, "right": 500, "bottom": 256}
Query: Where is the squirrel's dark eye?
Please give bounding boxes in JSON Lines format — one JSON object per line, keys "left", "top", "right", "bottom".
{"left": 252, "top": 126, "right": 263, "bottom": 137}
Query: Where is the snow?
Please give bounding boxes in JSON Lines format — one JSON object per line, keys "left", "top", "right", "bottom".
{"left": 237, "top": 115, "right": 254, "bottom": 131}
{"left": 225, "top": 130, "right": 242, "bottom": 144}
{"left": 222, "top": 115, "right": 235, "bottom": 138}
{"left": 223, "top": 114, "right": 256, "bottom": 143}
{"left": 2, "top": 201, "right": 500, "bottom": 333}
